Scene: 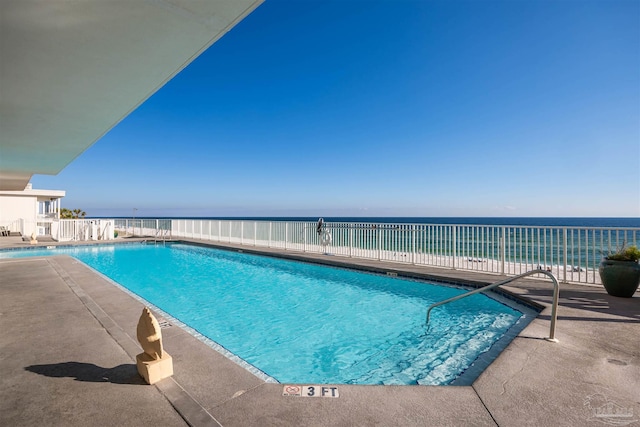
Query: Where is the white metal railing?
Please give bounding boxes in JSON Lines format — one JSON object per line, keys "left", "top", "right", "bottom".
{"left": 6, "top": 218, "right": 23, "bottom": 234}
{"left": 113, "top": 218, "right": 640, "bottom": 285}
{"left": 56, "top": 219, "right": 115, "bottom": 242}
{"left": 114, "top": 219, "right": 171, "bottom": 238}
{"left": 57, "top": 220, "right": 90, "bottom": 241}
{"left": 425, "top": 269, "right": 560, "bottom": 342}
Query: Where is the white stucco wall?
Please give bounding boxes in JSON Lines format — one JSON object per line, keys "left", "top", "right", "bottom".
{"left": 0, "top": 194, "right": 37, "bottom": 234}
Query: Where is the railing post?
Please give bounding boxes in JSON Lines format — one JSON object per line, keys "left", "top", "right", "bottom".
{"left": 254, "top": 221, "right": 257, "bottom": 246}
{"left": 269, "top": 222, "right": 272, "bottom": 248}
{"left": 377, "top": 226, "right": 381, "bottom": 261}
{"left": 241, "top": 221, "right": 244, "bottom": 245}
{"left": 452, "top": 225, "right": 457, "bottom": 269}
{"left": 563, "top": 228, "right": 568, "bottom": 283}
{"left": 410, "top": 225, "right": 415, "bottom": 264}
{"left": 500, "top": 227, "right": 506, "bottom": 275}
{"left": 285, "top": 222, "right": 288, "bottom": 250}
{"left": 303, "top": 222, "right": 307, "bottom": 252}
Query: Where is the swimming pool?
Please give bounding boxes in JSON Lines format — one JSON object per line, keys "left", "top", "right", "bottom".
{"left": 1, "top": 243, "right": 536, "bottom": 385}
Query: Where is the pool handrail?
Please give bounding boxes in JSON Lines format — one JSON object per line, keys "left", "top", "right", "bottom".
{"left": 425, "top": 269, "right": 560, "bottom": 342}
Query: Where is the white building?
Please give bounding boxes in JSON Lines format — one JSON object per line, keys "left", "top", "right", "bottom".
{"left": 0, "top": 183, "right": 65, "bottom": 237}
{"left": 0, "top": 183, "right": 116, "bottom": 241}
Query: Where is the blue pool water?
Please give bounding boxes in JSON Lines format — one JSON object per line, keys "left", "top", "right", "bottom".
{"left": 1, "top": 243, "right": 532, "bottom": 385}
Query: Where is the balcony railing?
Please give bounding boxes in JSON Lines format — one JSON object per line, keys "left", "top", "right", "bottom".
{"left": 37, "top": 213, "right": 59, "bottom": 220}
{"left": 113, "top": 218, "right": 640, "bottom": 286}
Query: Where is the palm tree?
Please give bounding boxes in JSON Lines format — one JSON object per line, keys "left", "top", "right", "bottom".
{"left": 60, "top": 208, "right": 87, "bottom": 219}
{"left": 60, "top": 208, "right": 73, "bottom": 219}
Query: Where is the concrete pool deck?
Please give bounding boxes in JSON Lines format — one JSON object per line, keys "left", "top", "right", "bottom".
{"left": 1, "top": 237, "right": 638, "bottom": 426}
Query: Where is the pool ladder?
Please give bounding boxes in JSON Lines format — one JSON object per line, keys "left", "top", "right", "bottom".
{"left": 152, "top": 228, "right": 171, "bottom": 245}
{"left": 425, "top": 270, "right": 560, "bottom": 342}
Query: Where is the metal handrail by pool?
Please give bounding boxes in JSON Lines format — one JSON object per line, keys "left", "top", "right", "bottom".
{"left": 425, "top": 269, "right": 560, "bottom": 342}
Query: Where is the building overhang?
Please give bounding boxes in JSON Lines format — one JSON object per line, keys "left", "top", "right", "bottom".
{"left": 0, "top": 188, "right": 66, "bottom": 199}
{"left": 0, "top": 0, "right": 263, "bottom": 190}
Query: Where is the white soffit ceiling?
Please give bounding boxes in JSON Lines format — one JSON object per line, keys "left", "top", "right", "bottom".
{"left": 0, "top": 0, "right": 263, "bottom": 190}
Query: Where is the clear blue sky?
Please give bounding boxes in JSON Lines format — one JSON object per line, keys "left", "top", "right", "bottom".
{"left": 32, "top": 0, "right": 640, "bottom": 218}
